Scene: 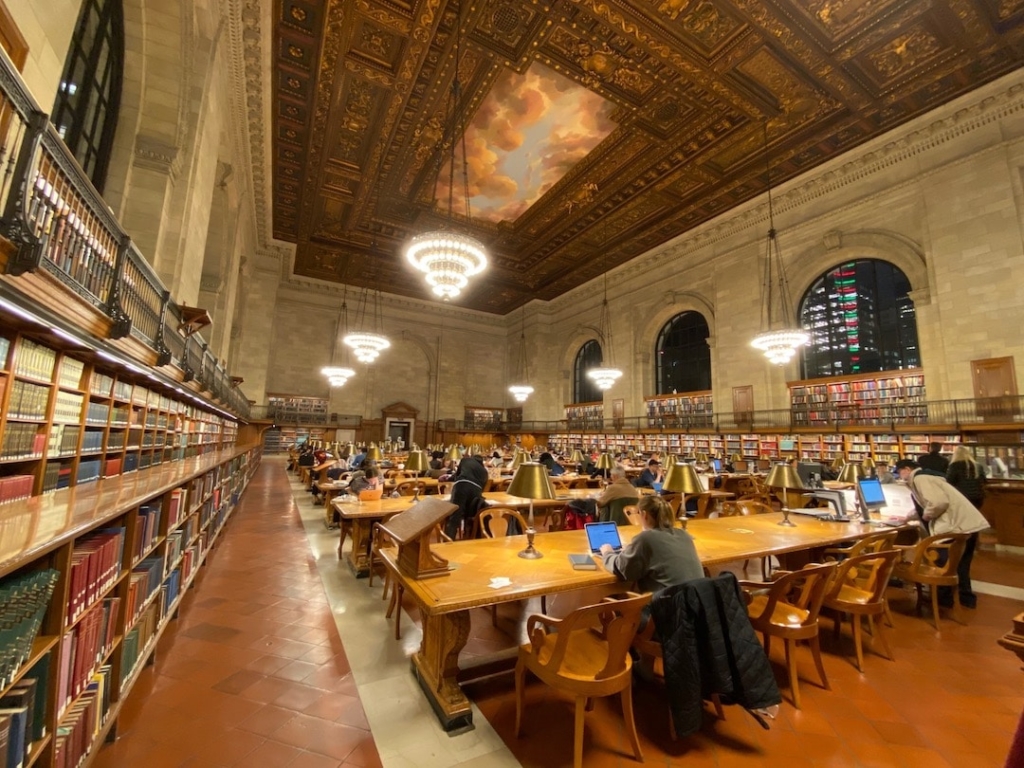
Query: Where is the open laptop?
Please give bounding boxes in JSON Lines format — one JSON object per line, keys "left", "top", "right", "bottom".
{"left": 712, "top": 458, "right": 722, "bottom": 473}
{"left": 584, "top": 521, "right": 623, "bottom": 554}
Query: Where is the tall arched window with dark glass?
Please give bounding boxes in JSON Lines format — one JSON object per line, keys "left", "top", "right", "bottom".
{"left": 799, "top": 259, "right": 920, "bottom": 378}
{"left": 656, "top": 311, "right": 711, "bottom": 394}
{"left": 573, "top": 340, "right": 603, "bottom": 404}
{"left": 52, "top": 0, "right": 124, "bottom": 193}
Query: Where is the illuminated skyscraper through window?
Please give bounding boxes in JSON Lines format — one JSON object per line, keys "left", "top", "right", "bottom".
{"left": 799, "top": 260, "right": 919, "bottom": 378}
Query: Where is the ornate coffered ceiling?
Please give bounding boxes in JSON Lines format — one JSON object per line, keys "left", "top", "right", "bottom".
{"left": 270, "top": 0, "right": 1024, "bottom": 313}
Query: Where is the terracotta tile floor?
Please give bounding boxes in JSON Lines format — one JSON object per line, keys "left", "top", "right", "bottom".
{"left": 95, "top": 460, "right": 1024, "bottom": 767}
{"left": 93, "top": 460, "right": 381, "bottom": 768}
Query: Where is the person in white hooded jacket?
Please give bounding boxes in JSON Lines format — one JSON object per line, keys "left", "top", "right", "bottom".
{"left": 894, "top": 459, "right": 989, "bottom": 608}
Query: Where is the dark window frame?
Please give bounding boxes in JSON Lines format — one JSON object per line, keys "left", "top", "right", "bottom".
{"left": 655, "top": 311, "right": 711, "bottom": 395}
{"left": 573, "top": 340, "right": 604, "bottom": 404}
{"left": 799, "top": 258, "right": 920, "bottom": 378}
{"left": 52, "top": 0, "right": 124, "bottom": 193}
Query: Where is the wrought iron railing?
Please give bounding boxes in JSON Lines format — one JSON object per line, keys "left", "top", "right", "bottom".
{"left": 430, "top": 395, "right": 1024, "bottom": 436}
{"left": 0, "top": 48, "right": 248, "bottom": 420}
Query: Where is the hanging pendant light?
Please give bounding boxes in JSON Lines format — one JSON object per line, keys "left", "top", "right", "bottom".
{"left": 321, "top": 288, "right": 356, "bottom": 388}
{"left": 508, "top": 305, "right": 533, "bottom": 403}
{"left": 751, "top": 122, "right": 810, "bottom": 365}
{"left": 403, "top": 9, "right": 487, "bottom": 301}
{"left": 587, "top": 273, "right": 622, "bottom": 390}
{"left": 343, "top": 288, "right": 390, "bottom": 364}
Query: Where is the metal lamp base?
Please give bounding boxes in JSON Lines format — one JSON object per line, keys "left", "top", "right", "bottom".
{"left": 518, "top": 528, "right": 544, "bottom": 559}
{"left": 778, "top": 508, "right": 796, "bottom": 527}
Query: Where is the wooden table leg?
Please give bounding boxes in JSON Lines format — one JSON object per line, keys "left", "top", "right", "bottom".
{"left": 411, "top": 610, "right": 473, "bottom": 731}
{"left": 341, "top": 519, "right": 373, "bottom": 577}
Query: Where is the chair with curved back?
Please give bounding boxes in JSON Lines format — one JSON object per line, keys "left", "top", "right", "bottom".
{"left": 624, "top": 505, "right": 641, "bottom": 527}
{"left": 890, "top": 532, "right": 970, "bottom": 631}
{"left": 438, "top": 480, "right": 453, "bottom": 497}
{"left": 515, "top": 592, "right": 652, "bottom": 768}
{"left": 600, "top": 496, "right": 640, "bottom": 526}
{"left": 570, "top": 476, "right": 591, "bottom": 489}
{"left": 822, "top": 528, "right": 898, "bottom": 562}
{"left": 739, "top": 561, "right": 838, "bottom": 708}
{"left": 551, "top": 476, "right": 571, "bottom": 491}
{"left": 492, "top": 477, "right": 513, "bottom": 493}
{"left": 479, "top": 506, "right": 528, "bottom": 537}
{"left": 395, "top": 479, "right": 426, "bottom": 497}
{"left": 823, "top": 549, "right": 900, "bottom": 671}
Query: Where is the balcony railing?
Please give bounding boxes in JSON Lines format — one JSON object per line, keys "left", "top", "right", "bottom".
{"left": 0, "top": 49, "right": 249, "bottom": 419}
{"left": 432, "top": 395, "right": 1024, "bottom": 436}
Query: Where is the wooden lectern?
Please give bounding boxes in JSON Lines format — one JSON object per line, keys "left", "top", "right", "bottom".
{"left": 378, "top": 497, "right": 456, "bottom": 579}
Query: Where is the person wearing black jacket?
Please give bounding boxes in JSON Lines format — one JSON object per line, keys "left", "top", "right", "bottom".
{"left": 447, "top": 456, "right": 489, "bottom": 539}
{"left": 918, "top": 442, "right": 950, "bottom": 473}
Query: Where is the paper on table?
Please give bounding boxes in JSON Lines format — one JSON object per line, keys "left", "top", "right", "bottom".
{"left": 489, "top": 577, "right": 512, "bottom": 589}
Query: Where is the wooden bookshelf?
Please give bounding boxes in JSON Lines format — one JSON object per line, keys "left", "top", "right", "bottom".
{"left": 268, "top": 394, "right": 328, "bottom": 424}
{"left": 644, "top": 391, "right": 713, "bottom": 428}
{"left": 789, "top": 369, "right": 927, "bottom": 426}
{"left": 0, "top": 332, "right": 237, "bottom": 498}
{"left": 464, "top": 406, "right": 504, "bottom": 430}
{"left": 565, "top": 402, "right": 603, "bottom": 430}
{"left": 0, "top": 445, "right": 260, "bottom": 768}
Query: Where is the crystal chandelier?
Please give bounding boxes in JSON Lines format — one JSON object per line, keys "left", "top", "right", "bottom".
{"left": 508, "top": 305, "right": 533, "bottom": 403}
{"left": 343, "top": 288, "right": 390, "bottom": 364}
{"left": 403, "top": 11, "right": 487, "bottom": 301}
{"left": 751, "top": 123, "right": 809, "bottom": 365}
{"left": 321, "top": 289, "right": 355, "bottom": 387}
{"left": 587, "top": 273, "right": 622, "bottom": 391}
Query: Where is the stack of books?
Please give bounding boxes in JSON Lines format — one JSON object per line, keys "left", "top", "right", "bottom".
{"left": 0, "top": 654, "right": 49, "bottom": 768}
{"left": 66, "top": 530, "right": 125, "bottom": 625}
{"left": 0, "top": 570, "right": 59, "bottom": 689}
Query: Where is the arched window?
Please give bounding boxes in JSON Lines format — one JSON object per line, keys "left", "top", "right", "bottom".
{"left": 52, "top": 0, "right": 124, "bottom": 193}
{"left": 573, "top": 340, "right": 603, "bottom": 404}
{"left": 656, "top": 311, "right": 710, "bottom": 394}
{"left": 799, "top": 259, "right": 919, "bottom": 378}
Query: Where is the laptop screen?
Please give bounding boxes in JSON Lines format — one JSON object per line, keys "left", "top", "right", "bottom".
{"left": 857, "top": 477, "right": 887, "bottom": 509}
{"left": 712, "top": 458, "right": 722, "bottom": 473}
{"left": 584, "top": 521, "right": 623, "bottom": 554}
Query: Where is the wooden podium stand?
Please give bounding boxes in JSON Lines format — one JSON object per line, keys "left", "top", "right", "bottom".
{"left": 378, "top": 496, "right": 457, "bottom": 579}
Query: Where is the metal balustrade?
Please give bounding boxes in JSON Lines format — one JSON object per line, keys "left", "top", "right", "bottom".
{"left": 0, "top": 47, "right": 248, "bottom": 420}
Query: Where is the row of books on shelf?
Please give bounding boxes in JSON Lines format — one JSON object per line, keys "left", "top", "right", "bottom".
{"left": 67, "top": 530, "right": 125, "bottom": 625}
{"left": 48, "top": 424, "right": 86, "bottom": 457}
{"left": 133, "top": 505, "right": 162, "bottom": 564}
{"left": 6, "top": 380, "right": 50, "bottom": 421}
{"left": 0, "top": 426, "right": 45, "bottom": 461}
{"left": 0, "top": 570, "right": 59, "bottom": 689}
{"left": 58, "top": 598, "right": 119, "bottom": 718}
{"left": 0, "top": 475, "right": 33, "bottom": 505}
{"left": 11, "top": 339, "right": 56, "bottom": 383}
{"left": 53, "top": 663, "right": 111, "bottom": 768}
{"left": 0, "top": 655, "right": 48, "bottom": 768}
{"left": 125, "top": 558, "right": 164, "bottom": 626}
{"left": 53, "top": 391, "right": 84, "bottom": 424}
{"left": 56, "top": 358, "right": 85, "bottom": 391}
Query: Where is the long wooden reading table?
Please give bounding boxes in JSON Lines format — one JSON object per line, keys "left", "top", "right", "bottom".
{"left": 381, "top": 513, "right": 909, "bottom": 731}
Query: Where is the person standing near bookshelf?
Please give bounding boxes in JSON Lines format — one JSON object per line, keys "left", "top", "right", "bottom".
{"left": 946, "top": 446, "right": 987, "bottom": 509}
{"left": 917, "top": 442, "right": 950, "bottom": 473}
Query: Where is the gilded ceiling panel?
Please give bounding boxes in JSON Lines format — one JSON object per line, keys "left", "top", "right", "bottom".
{"left": 271, "top": 0, "right": 1024, "bottom": 313}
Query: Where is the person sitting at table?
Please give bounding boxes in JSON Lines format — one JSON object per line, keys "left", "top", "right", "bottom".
{"left": 348, "top": 446, "right": 367, "bottom": 470}
{"left": 348, "top": 466, "right": 381, "bottom": 496}
{"left": 596, "top": 467, "right": 640, "bottom": 525}
{"left": 538, "top": 452, "right": 565, "bottom": 476}
{"left": 488, "top": 451, "right": 504, "bottom": 468}
{"left": 311, "top": 456, "right": 347, "bottom": 503}
{"left": 447, "top": 455, "right": 489, "bottom": 539}
{"left": 598, "top": 495, "right": 703, "bottom": 598}
{"left": 635, "top": 459, "right": 665, "bottom": 489}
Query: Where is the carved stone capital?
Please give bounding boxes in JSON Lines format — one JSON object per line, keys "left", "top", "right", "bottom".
{"left": 133, "top": 135, "right": 181, "bottom": 177}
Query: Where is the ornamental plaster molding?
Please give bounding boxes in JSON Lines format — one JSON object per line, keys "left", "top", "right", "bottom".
{"left": 133, "top": 134, "right": 182, "bottom": 178}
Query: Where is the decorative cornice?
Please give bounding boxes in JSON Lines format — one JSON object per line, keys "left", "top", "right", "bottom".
{"left": 133, "top": 134, "right": 181, "bottom": 178}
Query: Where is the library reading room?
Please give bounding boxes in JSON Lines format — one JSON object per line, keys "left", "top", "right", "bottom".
{"left": 1, "top": 0, "right": 1024, "bottom": 766}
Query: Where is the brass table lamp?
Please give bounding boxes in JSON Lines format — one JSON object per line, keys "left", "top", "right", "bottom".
{"left": 837, "top": 462, "right": 865, "bottom": 484}
{"left": 508, "top": 462, "right": 555, "bottom": 559}
{"left": 569, "top": 449, "right": 586, "bottom": 472}
{"left": 766, "top": 463, "right": 804, "bottom": 526}
{"left": 405, "top": 449, "right": 428, "bottom": 477}
{"left": 366, "top": 444, "right": 383, "bottom": 462}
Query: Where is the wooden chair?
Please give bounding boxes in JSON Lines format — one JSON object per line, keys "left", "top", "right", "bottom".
{"left": 395, "top": 479, "right": 425, "bottom": 496}
{"left": 632, "top": 617, "right": 725, "bottom": 737}
{"left": 368, "top": 522, "right": 405, "bottom": 639}
{"left": 570, "top": 477, "right": 591, "bottom": 489}
{"left": 479, "top": 506, "right": 528, "bottom": 537}
{"left": 438, "top": 481, "right": 453, "bottom": 497}
{"left": 492, "top": 477, "right": 513, "bottom": 492}
{"left": 822, "top": 528, "right": 899, "bottom": 562}
{"left": 600, "top": 496, "right": 640, "bottom": 526}
{"left": 515, "top": 593, "right": 651, "bottom": 768}
{"left": 551, "top": 476, "right": 571, "bottom": 491}
{"left": 823, "top": 549, "right": 900, "bottom": 671}
{"left": 739, "top": 561, "right": 837, "bottom": 708}
{"left": 547, "top": 507, "right": 566, "bottom": 532}
{"left": 891, "top": 532, "right": 970, "bottom": 631}
{"left": 624, "top": 505, "right": 641, "bottom": 526}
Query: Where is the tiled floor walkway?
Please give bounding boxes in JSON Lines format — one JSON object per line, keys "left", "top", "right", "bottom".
{"left": 93, "top": 457, "right": 380, "bottom": 768}
{"left": 94, "top": 457, "right": 1024, "bottom": 767}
